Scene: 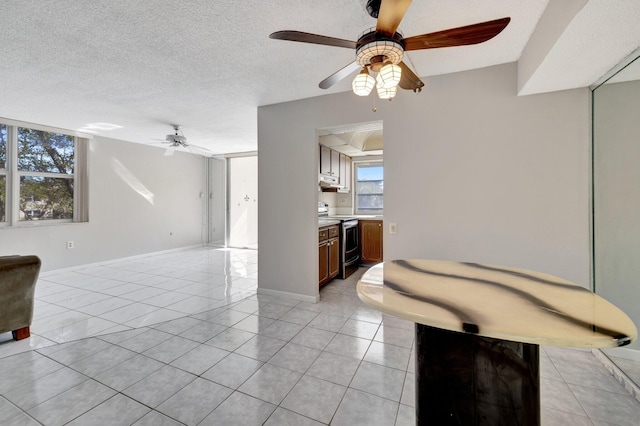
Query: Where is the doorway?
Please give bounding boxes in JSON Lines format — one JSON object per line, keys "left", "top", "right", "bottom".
{"left": 228, "top": 156, "right": 258, "bottom": 249}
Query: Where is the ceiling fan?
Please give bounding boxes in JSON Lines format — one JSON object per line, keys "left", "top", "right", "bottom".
{"left": 270, "top": 0, "right": 510, "bottom": 99}
{"left": 156, "top": 125, "right": 212, "bottom": 157}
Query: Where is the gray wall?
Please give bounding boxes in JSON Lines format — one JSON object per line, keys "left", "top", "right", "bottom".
{"left": 258, "top": 62, "right": 590, "bottom": 301}
{"left": 594, "top": 79, "right": 640, "bottom": 351}
{"left": 0, "top": 136, "right": 205, "bottom": 271}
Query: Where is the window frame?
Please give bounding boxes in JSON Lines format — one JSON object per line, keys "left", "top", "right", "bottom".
{"left": 0, "top": 119, "right": 90, "bottom": 227}
{"left": 354, "top": 161, "right": 384, "bottom": 215}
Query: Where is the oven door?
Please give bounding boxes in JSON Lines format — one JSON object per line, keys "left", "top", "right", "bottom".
{"left": 342, "top": 220, "right": 360, "bottom": 278}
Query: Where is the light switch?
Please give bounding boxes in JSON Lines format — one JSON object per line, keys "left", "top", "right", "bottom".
{"left": 389, "top": 223, "right": 397, "bottom": 234}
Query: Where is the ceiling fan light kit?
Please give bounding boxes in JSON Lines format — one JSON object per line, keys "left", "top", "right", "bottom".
{"left": 270, "top": 0, "right": 510, "bottom": 104}
{"left": 352, "top": 67, "right": 376, "bottom": 96}
{"left": 377, "top": 61, "right": 402, "bottom": 88}
{"left": 377, "top": 84, "right": 397, "bottom": 100}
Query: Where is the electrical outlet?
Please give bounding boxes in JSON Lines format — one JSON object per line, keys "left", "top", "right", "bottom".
{"left": 66, "top": 241, "right": 74, "bottom": 249}
{"left": 389, "top": 223, "right": 397, "bottom": 235}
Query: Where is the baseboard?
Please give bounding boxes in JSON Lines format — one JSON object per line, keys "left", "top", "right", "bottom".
{"left": 601, "top": 346, "right": 640, "bottom": 362}
{"left": 593, "top": 349, "right": 640, "bottom": 403}
{"left": 257, "top": 287, "right": 319, "bottom": 304}
{"left": 40, "top": 244, "right": 205, "bottom": 277}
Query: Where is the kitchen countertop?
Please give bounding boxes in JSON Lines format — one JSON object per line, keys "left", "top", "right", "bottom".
{"left": 329, "top": 215, "right": 383, "bottom": 219}
{"left": 318, "top": 219, "right": 341, "bottom": 228}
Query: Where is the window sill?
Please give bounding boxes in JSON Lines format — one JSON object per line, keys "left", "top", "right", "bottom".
{"left": 0, "top": 220, "right": 88, "bottom": 229}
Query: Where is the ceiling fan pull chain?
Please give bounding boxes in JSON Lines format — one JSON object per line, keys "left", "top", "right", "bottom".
{"left": 372, "top": 96, "right": 377, "bottom": 112}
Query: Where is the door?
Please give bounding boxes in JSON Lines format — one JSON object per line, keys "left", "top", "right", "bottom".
{"left": 328, "top": 238, "right": 339, "bottom": 277}
{"left": 360, "top": 220, "right": 383, "bottom": 263}
{"left": 228, "top": 156, "right": 258, "bottom": 249}
{"left": 319, "top": 242, "right": 329, "bottom": 284}
{"left": 330, "top": 150, "right": 340, "bottom": 176}
{"left": 320, "top": 145, "right": 331, "bottom": 175}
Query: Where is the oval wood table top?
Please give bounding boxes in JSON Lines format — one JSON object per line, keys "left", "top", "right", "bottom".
{"left": 357, "top": 259, "right": 637, "bottom": 348}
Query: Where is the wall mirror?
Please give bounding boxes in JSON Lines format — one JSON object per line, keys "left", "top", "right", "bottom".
{"left": 592, "top": 48, "right": 640, "bottom": 388}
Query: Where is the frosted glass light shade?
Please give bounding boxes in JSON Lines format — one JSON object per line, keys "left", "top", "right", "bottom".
{"left": 377, "top": 84, "right": 397, "bottom": 100}
{"left": 352, "top": 68, "right": 375, "bottom": 96}
{"left": 377, "top": 62, "right": 401, "bottom": 89}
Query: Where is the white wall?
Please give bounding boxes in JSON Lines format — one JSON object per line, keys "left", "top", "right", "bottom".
{"left": 0, "top": 136, "right": 205, "bottom": 271}
{"left": 258, "top": 62, "right": 590, "bottom": 301}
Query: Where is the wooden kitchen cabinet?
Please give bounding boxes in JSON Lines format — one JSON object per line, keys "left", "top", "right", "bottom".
{"left": 328, "top": 237, "right": 339, "bottom": 277}
{"left": 319, "top": 225, "right": 340, "bottom": 286}
{"left": 319, "top": 145, "right": 351, "bottom": 192}
{"left": 319, "top": 241, "right": 329, "bottom": 283}
{"left": 339, "top": 154, "right": 351, "bottom": 191}
{"left": 331, "top": 150, "right": 340, "bottom": 177}
{"left": 320, "top": 145, "right": 332, "bottom": 176}
{"left": 360, "top": 219, "right": 383, "bottom": 264}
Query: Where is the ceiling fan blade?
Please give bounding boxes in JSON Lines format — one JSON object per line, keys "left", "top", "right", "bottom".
{"left": 319, "top": 61, "right": 361, "bottom": 89}
{"left": 164, "top": 146, "right": 176, "bottom": 156}
{"left": 403, "top": 17, "right": 511, "bottom": 51}
{"left": 269, "top": 31, "right": 357, "bottom": 49}
{"left": 186, "top": 144, "right": 213, "bottom": 157}
{"left": 376, "top": 0, "right": 412, "bottom": 37}
{"left": 398, "top": 61, "right": 424, "bottom": 92}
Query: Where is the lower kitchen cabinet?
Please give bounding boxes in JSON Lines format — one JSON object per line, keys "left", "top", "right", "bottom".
{"left": 319, "top": 225, "right": 340, "bottom": 286}
{"left": 359, "top": 219, "right": 383, "bottom": 264}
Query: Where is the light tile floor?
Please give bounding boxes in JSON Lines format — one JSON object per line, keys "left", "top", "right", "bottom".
{"left": 0, "top": 247, "right": 638, "bottom": 425}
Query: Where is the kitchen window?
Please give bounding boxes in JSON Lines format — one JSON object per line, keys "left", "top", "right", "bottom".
{"left": 0, "top": 121, "right": 89, "bottom": 226}
{"left": 354, "top": 163, "right": 383, "bottom": 215}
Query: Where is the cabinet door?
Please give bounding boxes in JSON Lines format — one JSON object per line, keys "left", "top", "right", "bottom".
{"left": 344, "top": 156, "right": 351, "bottom": 191}
{"left": 360, "top": 220, "right": 383, "bottom": 263}
{"left": 320, "top": 145, "right": 332, "bottom": 176}
{"left": 319, "top": 242, "right": 329, "bottom": 285}
{"left": 328, "top": 238, "right": 340, "bottom": 278}
{"left": 331, "top": 150, "right": 340, "bottom": 176}
{"left": 339, "top": 154, "right": 347, "bottom": 186}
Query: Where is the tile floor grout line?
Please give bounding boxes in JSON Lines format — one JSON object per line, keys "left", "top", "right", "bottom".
{"left": 2, "top": 248, "right": 638, "bottom": 425}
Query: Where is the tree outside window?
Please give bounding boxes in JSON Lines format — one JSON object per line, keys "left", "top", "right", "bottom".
{"left": 17, "top": 128, "right": 74, "bottom": 221}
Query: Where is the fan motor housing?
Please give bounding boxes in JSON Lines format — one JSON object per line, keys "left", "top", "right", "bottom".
{"left": 366, "top": 0, "right": 381, "bottom": 18}
{"left": 166, "top": 134, "right": 187, "bottom": 144}
{"left": 356, "top": 31, "right": 405, "bottom": 69}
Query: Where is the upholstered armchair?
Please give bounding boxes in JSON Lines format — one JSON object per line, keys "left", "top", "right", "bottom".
{"left": 0, "top": 255, "right": 41, "bottom": 340}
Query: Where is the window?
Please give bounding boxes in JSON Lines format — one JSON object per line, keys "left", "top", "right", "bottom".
{"left": 355, "top": 163, "right": 383, "bottom": 214}
{"left": 0, "top": 121, "right": 88, "bottom": 226}
{"left": 0, "top": 124, "right": 6, "bottom": 222}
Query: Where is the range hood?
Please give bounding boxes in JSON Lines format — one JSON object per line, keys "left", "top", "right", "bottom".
{"left": 319, "top": 175, "right": 346, "bottom": 192}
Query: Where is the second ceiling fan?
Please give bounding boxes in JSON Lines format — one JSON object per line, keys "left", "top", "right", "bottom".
{"left": 270, "top": 0, "right": 510, "bottom": 99}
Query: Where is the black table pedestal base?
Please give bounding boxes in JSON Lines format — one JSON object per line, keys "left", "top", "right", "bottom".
{"left": 415, "top": 324, "right": 540, "bottom": 425}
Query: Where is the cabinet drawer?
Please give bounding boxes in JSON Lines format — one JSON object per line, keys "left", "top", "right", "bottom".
{"left": 319, "top": 228, "right": 329, "bottom": 242}
{"left": 328, "top": 226, "right": 339, "bottom": 238}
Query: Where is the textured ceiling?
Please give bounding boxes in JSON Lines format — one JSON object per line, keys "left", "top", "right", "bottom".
{"left": 0, "top": 1, "right": 638, "bottom": 155}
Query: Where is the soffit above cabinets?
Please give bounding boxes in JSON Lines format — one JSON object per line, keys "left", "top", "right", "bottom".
{"left": 318, "top": 122, "right": 383, "bottom": 157}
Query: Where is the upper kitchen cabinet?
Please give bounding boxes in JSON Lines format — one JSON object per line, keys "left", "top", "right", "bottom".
{"left": 319, "top": 145, "right": 341, "bottom": 178}
{"left": 339, "top": 154, "right": 351, "bottom": 191}
{"left": 320, "top": 145, "right": 332, "bottom": 176}
{"left": 319, "top": 144, "right": 350, "bottom": 192}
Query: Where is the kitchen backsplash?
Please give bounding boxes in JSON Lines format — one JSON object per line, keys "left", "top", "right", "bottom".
{"left": 319, "top": 191, "right": 352, "bottom": 215}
